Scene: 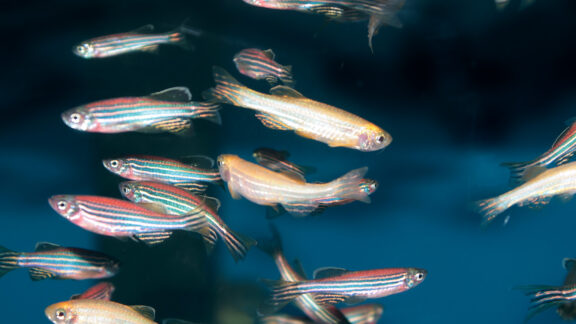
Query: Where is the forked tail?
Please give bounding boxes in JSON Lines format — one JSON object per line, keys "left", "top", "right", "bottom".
{"left": 475, "top": 196, "right": 509, "bottom": 227}
{"left": 202, "top": 66, "right": 249, "bottom": 106}
{"left": 0, "top": 245, "right": 20, "bottom": 279}
{"left": 219, "top": 225, "right": 257, "bottom": 262}
{"left": 191, "top": 102, "right": 222, "bottom": 125}
{"left": 517, "top": 285, "right": 572, "bottom": 322}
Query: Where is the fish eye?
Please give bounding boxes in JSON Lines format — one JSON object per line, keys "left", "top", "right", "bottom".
{"left": 57, "top": 201, "right": 67, "bottom": 210}
{"left": 70, "top": 113, "right": 81, "bottom": 123}
{"left": 110, "top": 160, "right": 119, "bottom": 168}
{"left": 55, "top": 309, "right": 66, "bottom": 320}
{"left": 122, "top": 185, "right": 131, "bottom": 194}
{"left": 376, "top": 135, "right": 385, "bottom": 144}
{"left": 76, "top": 45, "right": 86, "bottom": 54}
{"left": 416, "top": 273, "right": 424, "bottom": 281}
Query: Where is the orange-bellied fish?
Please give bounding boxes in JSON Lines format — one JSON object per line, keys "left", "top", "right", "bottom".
{"left": 73, "top": 23, "right": 194, "bottom": 59}
{"left": 241, "top": 0, "right": 405, "bottom": 51}
{"left": 476, "top": 161, "right": 576, "bottom": 226}
{"left": 62, "top": 87, "right": 220, "bottom": 134}
{"left": 218, "top": 154, "right": 371, "bottom": 217}
{"left": 234, "top": 48, "right": 294, "bottom": 86}
{"left": 48, "top": 195, "right": 209, "bottom": 246}
{"left": 71, "top": 282, "right": 116, "bottom": 301}
{"left": 502, "top": 120, "right": 576, "bottom": 185}
{"left": 0, "top": 242, "right": 119, "bottom": 281}
{"left": 203, "top": 67, "right": 391, "bottom": 151}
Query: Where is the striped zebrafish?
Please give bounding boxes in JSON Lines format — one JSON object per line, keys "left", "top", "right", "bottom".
{"left": 71, "top": 282, "right": 116, "bottom": 301}
{"left": 502, "top": 120, "right": 576, "bottom": 185}
{"left": 203, "top": 67, "right": 391, "bottom": 152}
{"left": 259, "top": 225, "right": 351, "bottom": 323}
{"left": 48, "top": 195, "right": 209, "bottom": 246}
{"left": 234, "top": 48, "right": 294, "bottom": 86}
{"left": 259, "top": 304, "right": 383, "bottom": 324}
{"left": 218, "top": 154, "right": 371, "bottom": 217}
{"left": 62, "top": 87, "right": 221, "bottom": 134}
{"left": 263, "top": 266, "right": 426, "bottom": 312}
{"left": 119, "top": 181, "right": 257, "bottom": 261}
{"left": 476, "top": 161, "right": 576, "bottom": 226}
{"left": 73, "top": 23, "right": 190, "bottom": 59}
{"left": 519, "top": 258, "right": 576, "bottom": 321}
{"left": 0, "top": 242, "right": 119, "bottom": 281}
{"left": 241, "top": 0, "right": 405, "bottom": 51}
{"left": 103, "top": 155, "right": 221, "bottom": 194}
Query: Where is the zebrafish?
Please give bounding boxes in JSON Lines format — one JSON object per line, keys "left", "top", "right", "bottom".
{"left": 62, "top": 87, "right": 221, "bottom": 134}
{"left": 241, "top": 0, "right": 405, "bottom": 51}
{"left": 259, "top": 225, "right": 351, "bottom": 323}
{"left": 476, "top": 161, "right": 576, "bottom": 226}
{"left": 234, "top": 48, "right": 294, "bottom": 86}
{"left": 518, "top": 258, "right": 576, "bottom": 321}
{"left": 0, "top": 242, "right": 119, "bottom": 281}
{"left": 218, "top": 154, "right": 371, "bottom": 217}
{"left": 103, "top": 155, "right": 221, "bottom": 194}
{"left": 71, "top": 282, "right": 115, "bottom": 301}
{"left": 119, "top": 181, "right": 257, "bottom": 261}
{"left": 502, "top": 120, "right": 576, "bottom": 185}
{"left": 203, "top": 67, "right": 391, "bottom": 151}
{"left": 263, "top": 267, "right": 426, "bottom": 313}
{"left": 73, "top": 23, "right": 192, "bottom": 59}
{"left": 260, "top": 304, "right": 383, "bottom": 324}
{"left": 48, "top": 195, "right": 209, "bottom": 246}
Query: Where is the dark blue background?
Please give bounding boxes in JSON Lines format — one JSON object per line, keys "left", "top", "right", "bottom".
{"left": 1, "top": 0, "right": 576, "bottom": 323}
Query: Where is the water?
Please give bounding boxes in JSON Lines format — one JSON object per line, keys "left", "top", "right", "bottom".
{"left": 1, "top": 0, "right": 576, "bottom": 323}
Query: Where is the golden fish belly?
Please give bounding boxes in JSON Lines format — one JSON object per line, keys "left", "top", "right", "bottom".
{"left": 504, "top": 165, "right": 576, "bottom": 206}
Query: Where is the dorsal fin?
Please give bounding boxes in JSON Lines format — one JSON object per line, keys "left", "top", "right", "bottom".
{"left": 131, "top": 24, "right": 155, "bottom": 33}
{"left": 180, "top": 155, "right": 215, "bottom": 169}
{"left": 291, "top": 258, "right": 307, "bottom": 279}
{"left": 564, "top": 258, "right": 576, "bottom": 271}
{"left": 203, "top": 196, "right": 221, "bottom": 211}
{"left": 34, "top": 242, "right": 61, "bottom": 252}
{"left": 521, "top": 166, "right": 547, "bottom": 182}
{"left": 137, "top": 202, "right": 169, "bottom": 214}
{"left": 263, "top": 49, "right": 276, "bottom": 60}
{"left": 313, "top": 267, "right": 349, "bottom": 279}
{"left": 130, "top": 305, "right": 156, "bottom": 320}
{"left": 270, "top": 86, "right": 305, "bottom": 98}
{"left": 148, "top": 87, "right": 192, "bottom": 102}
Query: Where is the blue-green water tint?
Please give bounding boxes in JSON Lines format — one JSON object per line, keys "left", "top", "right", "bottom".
{"left": 1, "top": 0, "right": 576, "bottom": 323}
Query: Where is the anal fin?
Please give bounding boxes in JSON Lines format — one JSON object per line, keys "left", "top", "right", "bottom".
{"left": 29, "top": 267, "right": 57, "bottom": 281}
{"left": 147, "top": 118, "right": 192, "bottom": 133}
{"left": 255, "top": 113, "right": 291, "bottom": 130}
{"left": 136, "top": 232, "right": 173, "bottom": 245}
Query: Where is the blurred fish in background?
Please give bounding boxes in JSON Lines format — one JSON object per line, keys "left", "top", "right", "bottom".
{"left": 71, "top": 282, "right": 116, "bottom": 301}
{"left": 234, "top": 48, "right": 295, "bottom": 87}
{"left": 495, "top": 0, "right": 536, "bottom": 10}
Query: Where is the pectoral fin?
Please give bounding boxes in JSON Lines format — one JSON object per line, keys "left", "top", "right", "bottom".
{"left": 130, "top": 305, "right": 156, "bottom": 320}
{"left": 281, "top": 202, "right": 318, "bottom": 217}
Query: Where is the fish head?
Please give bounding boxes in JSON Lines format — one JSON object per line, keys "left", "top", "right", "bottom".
{"left": 217, "top": 154, "right": 236, "bottom": 182}
{"left": 45, "top": 301, "right": 76, "bottom": 324}
{"left": 48, "top": 195, "right": 81, "bottom": 221}
{"left": 102, "top": 158, "right": 130, "bottom": 177}
{"left": 61, "top": 107, "right": 93, "bottom": 132}
{"left": 73, "top": 42, "right": 96, "bottom": 59}
{"left": 405, "top": 268, "right": 427, "bottom": 289}
{"left": 359, "top": 179, "right": 378, "bottom": 195}
{"left": 358, "top": 126, "right": 392, "bottom": 151}
{"left": 118, "top": 181, "right": 141, "bottom": 202}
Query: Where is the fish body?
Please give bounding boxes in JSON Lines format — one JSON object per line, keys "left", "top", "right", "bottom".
{"left": 266, "top": 267, "right": 426, "bottom": 309}
{"left": 204, "top": 67, "right": 391, "bottom": 151}
{"left": 48, "top": 195, "right": 208, "bottom": 245}
{"left": 119, "top": 181, "right": 256, "bottom": 261}
{"left": 74, "top": 24, "right": 186, "bottom": 59}
{"left": 218, "top": 154, "right": 371, "bottom": 217}
{"left": 71, "top": 282, "right": 116, "bottom": 301}
{"left": 62, "top": 87, "right": 220, "bottom": 134}
{"left": 234, "top": 48, "right": 294, "bottom": 86}
{"left": 0, "top": 243, "right": 119, "bottom": 281}
{"left": 45, "top": 299, "right": 157, "bottom": 324}
{"left": 260, "top": 305, "right": 383, "bottom": 324}
{"left": 502, "top": 121, "right": 576, "bottom": 184}
{"left": 476, "top": 161, "right": 576, "bottom": 226}
{"left": 103, "top": 155, "right": 221, "bottom": 194}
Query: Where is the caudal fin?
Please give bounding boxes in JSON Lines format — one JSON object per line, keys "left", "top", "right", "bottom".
{"left": 475, "top": 197, "right": 509, "bottom": 227}
{"left": 517, "top": 285, "right": 568, "bottom": 322}
{"left": 0, "top": 245, "right": 20, "bottom": 279}
{"left": 202, "top": 66, "right": 248, "bottom": 106}
{"left": 331, "top": 167, "right": 371, "bottom": 203}
{"left": 258, "top": 224, "right": 283, "bottom": 258}
{"left": 192, "top": 102, "right": 222, "bottom": 125}
{"left": 259, "top": 279, "right": 303, "bottom": 315}
{"left": 220, "top": 226, "right": 257, "bottom": 262}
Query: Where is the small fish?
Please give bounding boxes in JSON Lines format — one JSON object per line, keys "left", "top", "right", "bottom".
{"left": 476, "top": 161, "right": 576, "bottom": 226}
{"left": 218, "top": 154, "right": 371, "bottom": 217}
{"left": 234, "top": 48, "right": 294, "bottom": 86}
{"left": 48, "top": 195, "right": 209, "bottom": 246}
{"left": 260, "top": 304, "right": 383, "bottom": 324}
{"left": 203, "top": 67, "right": 391, "bottom": 151}
{"left": 259, "top": 225, "right": 351, "bottom": 323}
{"left": 119, "top": 181, "right": 257, "bottom": 261}
{"left": 46, "top": 299, "right": 157, "bottom": 324}
{"left": 71, "top": 282, "right": 116, "bottom": 301}
{"left": 0, "top": 242, "right": 119, "bottom": 281}
{"left": 241, "top": 0, "right": 405, "bottom": 51}
{"left": 73, "top": 23, "right": 191, "bottom": 59}
{"left": 263, "top": 267, "right": 426, "bottom": 313}
{"left": 62, "top": 87, "right": 221, "bottom": 134}
{"left": 103, "top": 155, "right": 221, "bottom": 194}
{"left": 502, "top": 120, "right": 576, "bottom": 185}
{"left": 518, "top": 258, "right": 576, "bottom": 321}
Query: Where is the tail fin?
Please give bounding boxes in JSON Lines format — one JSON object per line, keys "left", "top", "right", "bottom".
{"left": 259, "top": 279, "right": 303, "bottom": 315}
{"left": 169, "top": 19, "right": 202, "bottom": 51}
{"left": 0, "top": 245, "right": 20, "bottom": 279}
{"left": 517, "top": 285, "right": 568, "bottom": 322}
{"left": 219, "top": 226, "right": 257, "bottom": 262}
{"left": 475, "top": 197, "right": 509, "bottom": 227}
{"left": 191, "top": 102, "right": 222, "bottom": 125}
{"left": 331, "top": 167, "right": 371, "bottom": 203}
{"left": 258, "top": 224, "right": 283, "bottom": 258}
{"left": 202, "top": 66, "right": 248, "bottom": 106}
